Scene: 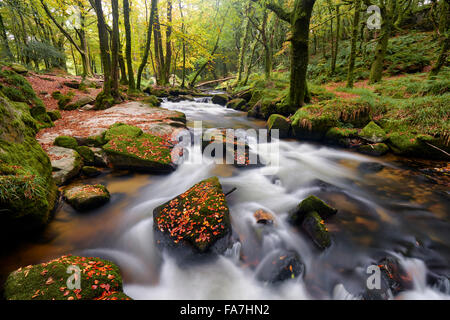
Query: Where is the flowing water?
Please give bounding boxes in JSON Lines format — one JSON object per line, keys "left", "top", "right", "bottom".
{"left": 1, "top": 99, "right": 449, "bottom": 300}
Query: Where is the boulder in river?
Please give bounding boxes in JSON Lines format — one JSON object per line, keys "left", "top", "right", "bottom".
{"left": 358, "top": 143, "right": 389, "bottom": 157}
{"left": 255, "top": 249, "right": 305, "bottom": 284}
{"left": 153, "top": 177, "right": 232, "bottom": 260}
{"left": 289, "top": 195, "right": 337, "bottom": 225}
{"left": 325, "top": 127, "right": 359, "bottom": 147}
{"left": 102, "top": 123, "right": 176, "bottom": 173}
{"left": 226, "top": 98, "right": 247, "bottom": 111}
{"left": 267, "top": 114, "right": 291, "bottom": 139}
{"left": 301, "top": 211, "right": 331, "bottom": 250}
{"left": 4, "top": 255, "right": 131, "bottom": 300}
{"left": 211, "top": 94, "right": 230, "bottom": 106}
{"left": 48, "top": 146, "right": 83, "bottom": 185}
{"left": 64, "top": 184, "right": 110, "bottom": 211}
{"left": 54, "top": 135, "right": 78, "bottom": 149}
{"left": 253, "top": 209, "right": 275, "bottom": 225}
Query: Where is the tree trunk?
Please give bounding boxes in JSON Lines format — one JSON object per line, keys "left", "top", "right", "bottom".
{"left": 429, "top": 0, "right": 449, "bottom": 77}
{"left": 237, "top": 2, "right": 252, "bottom": 84}
{"left": 346, "top": 0, "right": 362, "bottom": 88}
{"left": 163, "top": 0, "right": 173, "bottom": 85}
{"left": 179, "top": 0, "right": 187, "bottom": 88}
{"left": 111, "top": 0, "right": 120, "bottom": 98}
{"left": 0, "top": 12, "right": 13, "bottom": 61}
{"left": 137, "top": 0, "right": 158, "bottom": 90}
{"left": 331, "top": 5, "right": 340, "bottom": 75}
{"left": 124, "top": 0, "right": 135, "bottom": 90}
{"left": 369, "top": 2, "right": 393, "bottom": 84}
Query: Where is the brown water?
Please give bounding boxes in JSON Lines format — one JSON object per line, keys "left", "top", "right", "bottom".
{"left": 1, "top": 99, "right": 449, "bottom": 300}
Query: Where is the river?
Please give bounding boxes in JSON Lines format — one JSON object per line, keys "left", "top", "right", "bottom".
{"left": 1, "top": 98, "right": 449, "bottom": 300}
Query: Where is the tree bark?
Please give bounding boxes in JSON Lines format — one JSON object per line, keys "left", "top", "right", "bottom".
{"left": 0, "top": 12, "right": 13, "bottom": 61}
{"left": 123, "top": 0, "right": 135, "bottom": 90}
{"left": 237, "top": 2, "right": 252, "bottom": 84}
{"left": 429, "top": 0, "right": 449, "bottom": 77}
{"left": 137, "top": 0, "right": 158, "bottom": 90}
{"left": 111, "top": 0, "right": 120, "bottom": 98}
{"left": 346, "top": 0, "right": 362, "bottom": 88}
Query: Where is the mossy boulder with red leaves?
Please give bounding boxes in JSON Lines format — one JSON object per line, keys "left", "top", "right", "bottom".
{"left": 64, "top": 184, "right": 110, "bottom": 211}
{"left": 102, "top": 123, "right": 175, "bottom": 173}
{"left": 153, "top": 177, "right": 232, "bottom": 259}
{"left": 4, "top": 255, "right": 132, "bottom": 300}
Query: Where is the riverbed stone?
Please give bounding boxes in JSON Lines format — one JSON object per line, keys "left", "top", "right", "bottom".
{"left": 267, "top": 114, "right": 291, "bottom": 139}
{"left": 76, "top": 146, "right": 95, "bottom": 165}
{"left": 81, "top": 166, "right": 102, "bottom": 177}
{"left": 302, "top": 211, "right": 331, "bottom": 250}
{"left": 226, "top": 98, "right": 247, "bottom": 111}
{"left": 358, "top": 143, "right": 389, "bottom": 156}
{"left": 48, "top": 146, "right": 83, "bottom": 185}
{"left": 102, "top": 123, "right": 175, "bottom": 173}
{"left": 54, "top": 135, "right": 78, "bottom": 149}
{"left": 64, "top": 184, "right": 110, "bottom": 211}
{"left": 4, "top": 255, "right": 131, "bottom": 300}
{"left": 62, "top": 96, "right": 95, "bottom": 111}
{"left": 153, "top": 177, "right": 232, "bottom": 259}
{"left": 359, "top": 121, "right": 387, "bottom": 143}
{"left": 211, "top": 94, "right": 230, "bottom": 106}
{"left": 256, "top": 249, "right": 305, "bottom": 284}
{"left": 289, "top": 195, "right": 338, "bottom": 225}
{"left": 325, "top": 127, "right": 359, "bottom": 147}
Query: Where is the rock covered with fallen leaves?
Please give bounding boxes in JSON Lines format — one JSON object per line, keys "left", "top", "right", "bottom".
{"left": 47, "top": 146, "right": 83, "bottom": 185}
{"left": 64, "top": 184, "right": 110, "bottom": 211}
{"left": 153, "top": 177, "right": 232, "bottom": 259}
{"left": 102, "top": 123, "right": 176, "bottom": 173}
{"left": 4, "top": 255, "right": 132, "bottom": 300}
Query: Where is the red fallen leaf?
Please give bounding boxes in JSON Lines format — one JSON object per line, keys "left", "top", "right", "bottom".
{"left": 68, "top": 296, "right": 74, "bottom": 300}
{"left": 63, "top": 290, "right": 70, "bottom": 296}
{"left": 100, "top": 283, "right": 111, "bottom": 292}
{"left": 91, "top": 285, "right": 98, "bottom": 290}
{"left": 45, "top": 277, "right": 54, "bottom": 285}
{"left": 40, "top": 269, "right": 48, "bottom": 276}
{"left": 59, "top": 287, "right": 66, "bottom": 292}
{"left": 107, "top": 274, "right": 115, "bottom": 280}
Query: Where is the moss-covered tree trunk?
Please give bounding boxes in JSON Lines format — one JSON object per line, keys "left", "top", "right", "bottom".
{"left": 346, "top": 0, "right": 362, "bottom": 88}
{"left": 237, "top": 2, "right": 252, "bottom": 84}
{"left": 0, "top": 12, "right": 13, "bottom": 61}
{"left": 163, "top": 0, "right": 173, "bottom": 86}
{"left": 429, "top": 0, "right": 449, "bottom": 78}
{"left": 137, "top": 0, "right": 157, "bottom": 90}
{"left": 111, "top": 0, "right": 121, "bottom": 98}
{"left": 123, "top": 0, "right": 135, "bottom": 90}
{"left": 369, "top": 1, "right": 394, "bottom": 84}
{"left": 288, "top": 0, "right": 315, "bottom": 110}
{"left": 331, "top": 5, "right": 340, "bottom": 75}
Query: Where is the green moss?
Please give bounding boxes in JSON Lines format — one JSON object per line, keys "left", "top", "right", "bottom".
{"left": 94, "top": 91, "right": 115, "bottom": 110}
{"left": 226, "top": 98, "right": 247, "bottom": 111}
{"left": 47, "top": 110, "right": 61, "bottom": 121}
{"left": 54, "top": 136, "right": 78, "bottom": 149}
{"left": 76, "top": 146, "right": 95, "bottom": 165}
{"left": 57, "top": 92, "right": 74, "bottom": 110}
{"left": 325, "top": 127, "right": 358, "bottom": 147}
{"left": 267, "top": 114, "right": 291, "bottom": 138}
{"left": 291, "top": 105, "right": 339, "bottom": 141}
{"left": 4, "top": 255, "right": 130, "bottom": 300}
{"left": 0, "top": 94, "right": 58, "bottom": 234}
{"left": 81, "top": 166, "right": 101, "bottom": 177}
{"left": 359, "top": 121, "right": 387, "bottom": 143}
{"left": 290, "top": 195, "right": 337, "bottom": 225}
{"left": 104, "top": 123, "right": 143, "bottom": 142}
{"left": 142, "top": 95, "right": 161, "bottom": 107}
{"left": 302, "top": 211, "right": 331, "bottom": 250}
{"left": 358, "top": 143, "right": 389, "bottom": 156}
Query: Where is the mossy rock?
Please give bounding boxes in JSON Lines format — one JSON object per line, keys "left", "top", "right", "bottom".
{"left": 325, "top": 127, "right": 358, "bottom": 147}
{"left": 54, "top": 136, "right": 78, "bottom": 149}
{"left": 291, "top": 105, "right": 339, "bottom": 141}
{"left": 267, "top": 114, "right": 291, "bottom": 138}
{"left": 226, "top": 98, "right": 247, "bottom": 111}
{"left": 64, "top": 184, "right": 110, "bottom": 211}
{"left": 4, "top": 255, "right": 131, "bottom": 300}
{"left": 47, "top": 110, "right": 61, "bottom": 121}
{"left": 76, "top": 146, "right": 95, "bottom": 165}
{"left": 359, "top": 121, "right": 387, "bottom": 143}
{"left": 211, "top": 94, "right": 230, "bottom": 106}
{"left": 358, "top": 143, "right": 390, "bottom": 157}
{"left": 102, "top": 123, "right": 175, "bottom": 173}
{"left": 142, "top": 95, "right": 161, "bottom": 107}
{"left": 143, "top": 86, "right": 170, "bottom": 97}
{"left": 302, "top": 211, "right": 331, "bottom": 250}
{"left": 81, "top": 166, "right": 101, "bottom": 177}
{"left": 62, "top": 96, "right": 95, "bottom": 111}
{"left": 289, "top": 195, "right": 337, "bottom": 225}
{"left": 10, "top": 63, "right": 28, "bottom": 75}
{"left": 0, "top": 93, "right": 58, "bottom": 237}
{"left": 49, "top": 147, "right": 83, "bottom": 186}
{"left": 76, "top": 134, "right": 107, "bottom": 148}
{"left": 153, "top": 177, "right": 232, "bottom": 259}
{"left": 57, "top": 92, "right": 75, "bottom": 110}
{"left": 94, "top": 91, "right": 115, "bottom": 110}
{"left": 387, "top": 132, "right": 448, "bottom": 159}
